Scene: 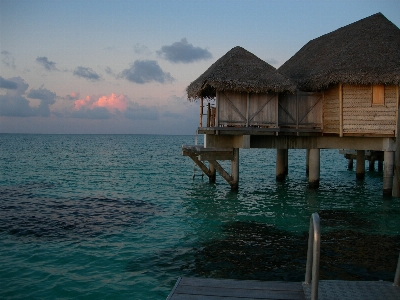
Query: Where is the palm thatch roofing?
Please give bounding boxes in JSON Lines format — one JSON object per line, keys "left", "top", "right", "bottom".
{"left": 186, "top": 46, "right": 296, "bottom": 100}
{"left": 278, "top": 12, "right": 400, "bottom": 91}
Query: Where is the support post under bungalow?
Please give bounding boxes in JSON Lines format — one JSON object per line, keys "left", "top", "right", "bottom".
{"left": 285, "top": 149, "right": 289, "bottom": 175}
{"left": 308, "top": 149, "right": 320, "bottom": 189}
{"left": 306, "top": 149, "right": 310, "bottom": 175}
{"left": 231, "top": 148, "right": 239, "bottom": 190}
{"left": 383, "top": 151, "right": 394, "bottom": 196}
{"left": 209, "top": 162, "right": 216, "bottom": 183}
{"left": 348, "top": 158, "right": 354, "bottom": 170}
{"left": 276, "top": 149, "right": 286, "bottom": 181}
{"left": 356, "top": 150, "right": 365, "bottom": 180}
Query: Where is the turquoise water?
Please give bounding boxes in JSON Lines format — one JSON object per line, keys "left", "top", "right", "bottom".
{"left": 1, "top": 134, "right": 400, "bottom": 299}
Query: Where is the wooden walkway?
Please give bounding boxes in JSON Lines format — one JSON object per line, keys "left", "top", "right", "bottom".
{"left": 167, "top": 277, "right": 305, "bottom": 300}
{"left": 167, "top": 277, "right": 400, "bottom": 300}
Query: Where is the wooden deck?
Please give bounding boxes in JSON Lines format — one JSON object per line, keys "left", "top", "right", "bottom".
{"left": 167, "top": 277, "right": 400, "bottom": 300}
{"left": 167, "top": 277, "right": 305, "bottom": 300}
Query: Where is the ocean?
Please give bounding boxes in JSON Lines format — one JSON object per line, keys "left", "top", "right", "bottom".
{"left": 1, "top": 134, "right": 400, "bottom": 299}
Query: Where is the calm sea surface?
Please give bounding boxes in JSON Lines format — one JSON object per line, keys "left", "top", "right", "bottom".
{"left": 1, "top": 134, "right": 400, "bottom": 299}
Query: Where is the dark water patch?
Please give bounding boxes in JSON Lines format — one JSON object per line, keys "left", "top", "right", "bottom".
{"left": 189, "top": 221, "right": 308, "bottom": 281}
{"left": 171, "top": 221, "right": 400, "bottom": 283}
{"left": 318, "top": 209, "right": 373, "bottom": 229}
{"left": 320, "top": 229, "right": 400, "bottom": 281}
{"left": 0, "top": 193, "right": 158, "bottom": 240}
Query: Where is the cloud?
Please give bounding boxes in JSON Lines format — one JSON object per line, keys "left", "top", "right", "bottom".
{"left": 120, "top": 60, "right": 174, "bottom": 84}
{"left": 73, "top": 93, "right": 129, "bottom": 112}
{"left": 133, "top": 43, "right": 151, "bottom": 55}
{"left": 36, "top": 56, "right": 58, "bottom": 71}
{"left": 1, "top": 51, "right": 16, "bottom": 69}
{"left": 73, "top": 66, "right": 101, "bottom": 81}
{"left": 157, "top": 38, "right": 212, "bottom": 63}
{"left": 105, "top": 66, "right": 114, "bottom": 76}
{"left": 0, "top": 77, "right": 56, "bottom": 117}
{"left": 0, "top": 76, "right": 18, "bottom": 89}
{"left": 27, "top": 87, "right": 56, "bottom": 117}
{"left": 124, "top": 104, "right": 159, "bottom": 120}
{"left": 71, "top": 106, "right": 112, "bottom": 119}
{"left": 65, "top": 92, "right": 80, "bottom": 101}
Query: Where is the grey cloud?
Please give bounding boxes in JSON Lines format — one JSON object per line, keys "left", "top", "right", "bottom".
{"left": 133, "top": 43, "right": 151, "bottom": 55}
{"left": 124, "top": 105, "right": 159, "bottom": 120}
{"left": 0, "top": 77, "right": 34, "bottom": 117}
{"left": 157, "top": 38, "right": 212, "bottom": 63}
{"left": 105, "top": 66, "right": 116, "bottom": 77}
{"left": 1, "top": 51, "right": 16, "bottom": 69}
{"left": 71, "top": 107, "right": 111, "bottom": 119}
{"left": 27, "top": 87, "right": 56, "bottom": 117}
{"left": 0, "top": 77, "right": 57, "bottom": 117}
{"left": 162, "top": 111, "right": 181, "bottom": 118}
{"left": 0, "top": 95, "right": 34, "bottom": 117}
{"left": 36, "top": 56, "right": 58, "bottom": 71}
{"left": 73, "top": 66, "right": 101, "bottom": 81}
{"left": 65, "top": 93, "right": 80, "bottom": 101}
{"left": 0, "top": 76, "right": 18, "bottom": 89}
{"left": 120, "top": 60, "right": 174, "bottom": 84}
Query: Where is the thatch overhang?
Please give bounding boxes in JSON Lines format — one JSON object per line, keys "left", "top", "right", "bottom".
{"left": 278, "top": 13, "right": 400, "bottom": 91}
{"left": 187, "top": 46, "right": 296, "bottom": 100}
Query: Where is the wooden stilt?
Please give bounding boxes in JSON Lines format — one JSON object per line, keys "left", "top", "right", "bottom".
{"left": 306, "top": 149, "right": 310, "bottom": 175}
{"left": 231, "top": 148, "right": 239, "bottom": 190}
{"left": 369, "top": 159, "right": 375, "bottom": 171}
{"left": 384, "top": 151, "right": 394, "bottom": 196}
{"left": 356, "top": 150, "right": 365, "bottom": 180}
{"left": 209, "top": 162, "right": 216, "bottom": 183}
{"left": 309, "top": 149, "right": 320, "bottom": 188}
{"left": 285, "top": 149, "right": 289, "bottom": 175}
{"left": 276, "top": 149, "right": 286, "bottom": 181}
{"left": 348, "top": 158, "right": 354, "bottom": 170}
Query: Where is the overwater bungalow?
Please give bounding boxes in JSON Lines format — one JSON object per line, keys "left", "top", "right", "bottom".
{"left": 183, "top": 12, "right": 400, "bottom": 195}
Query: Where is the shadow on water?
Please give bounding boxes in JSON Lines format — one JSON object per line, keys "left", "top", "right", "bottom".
{"left": 177, "top": 218, "right": 400, "bottom": 282}
{"left": 0, "top": 183, "right": 159, "bottom": 240}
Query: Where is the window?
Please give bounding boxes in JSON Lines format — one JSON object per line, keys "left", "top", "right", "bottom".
{"left": 372, "top": 85, "right": 384, "bottom": 105}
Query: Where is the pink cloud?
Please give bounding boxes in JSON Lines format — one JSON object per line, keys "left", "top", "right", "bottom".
{"left": 73, "top": 93, "right": 129, "bottom": 111}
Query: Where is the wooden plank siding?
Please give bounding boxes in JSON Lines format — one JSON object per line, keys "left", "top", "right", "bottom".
{"left": 214, "top": 85, "right": 397, "bottom": 136}
{"left": 248, "top": 93, "right": 277, "bottom": 127}
{"left": 279, "top": 92, "right": 322, "bottom": 129}
{"left": 342, "top": 84, "right": 397, "bottom": 135}
{"left": 218, "top": 91, "right": 277, "bottom": 127}
{"left": 322, "top": 85, "right": 340, "bottom": 134}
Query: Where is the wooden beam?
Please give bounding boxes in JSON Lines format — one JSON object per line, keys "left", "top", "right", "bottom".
{"left": 208, "top": 159, "right": 234, "bottom": 185}
{"left": 246, "top": 93, "right": 250, "bottom": 127}
{"left": 187, "top": 154, "right": 213, "bottom": 177}
{"left": 339, "top": 83, "right": 343, "bottom": 137}
{"left": 200, "top": 97, "right": 203, "bottom": 127}
{"left": 393, "top": 84, "right": 400, "bottom": 197}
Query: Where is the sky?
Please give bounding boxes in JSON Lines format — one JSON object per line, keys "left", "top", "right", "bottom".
{"left": 1, "top": 0, "right": 400, "bottom": 135}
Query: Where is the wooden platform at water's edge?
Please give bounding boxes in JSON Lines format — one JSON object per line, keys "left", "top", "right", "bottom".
{"left": 166, "top": 277, "right": 305, "bottom": 300}
{"left": 166, "top": 277, "right": 400, "bottom": 300}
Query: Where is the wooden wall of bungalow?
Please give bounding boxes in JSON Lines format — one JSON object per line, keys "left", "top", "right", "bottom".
{"left": 323, "top": 84, "right": 399, "bottom": 137}
{"left": 215, "top": 90, "right": 323, "bottom": 130}
{"left": 213, "top": 84, "right": 399, "bottom": 137}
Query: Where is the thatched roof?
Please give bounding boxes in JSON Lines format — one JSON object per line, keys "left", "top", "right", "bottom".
{"left": 278, "top": 13, "right": 400, "bottom": 91}
{"left": 187, "top": 46, "right": 296, "bottom": 100}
